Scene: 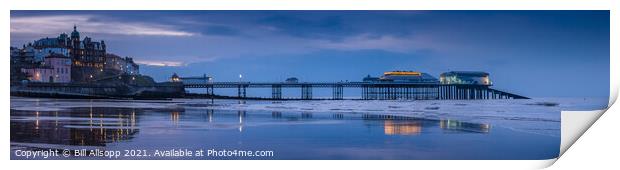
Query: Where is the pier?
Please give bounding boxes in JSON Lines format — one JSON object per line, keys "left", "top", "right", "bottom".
{"left": 179, "top": 76, "right": 528, "bottom": 100}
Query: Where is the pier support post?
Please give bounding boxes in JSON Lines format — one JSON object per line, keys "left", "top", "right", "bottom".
{"left": 206, "top": 85, "right": 214, "bottom": 104}
{"left": 333, "top": 85, "right": 343, "bottom": 100}
{"left": 272, "top": 85, "right": 282, "bottom": 100}
{"left": 237, "top": 85, "right": 247, "bottom": 98}
{"left": 301, "top": 85, "right": 312, "bottom": 100}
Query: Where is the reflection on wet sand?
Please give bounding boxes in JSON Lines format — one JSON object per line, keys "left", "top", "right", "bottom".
{"left": 360, "top": 114, "right": 490, "bottom": 135}
{"left": 383, "top": 120, "right": 422, "bottom": 135}
{"left": 12, "top": 107, "right": 490, "bottom": 148}
{"left": 440, "top": 119, "right": 491, "bottom": 133}
{"left": 11, "top": 107, "right": 142, "bottom": 146}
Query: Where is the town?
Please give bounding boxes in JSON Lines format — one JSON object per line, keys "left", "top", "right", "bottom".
{"left": 10, "top": 26, "right": 183, "bottom": 99}
{"left": 11, "top": 25, "right": 139, "bottom": 84}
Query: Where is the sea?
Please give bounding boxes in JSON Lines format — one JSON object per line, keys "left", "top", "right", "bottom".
{"left": 10, "top": 97, "right": 608, "bottom": 160}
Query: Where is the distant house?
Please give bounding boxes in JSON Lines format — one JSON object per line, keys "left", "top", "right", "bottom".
{"left": 32, "top": 36, "right": 70, "bottom": 62}
{"left": 10, "top": 46, "right": 36, "bottom": 83}
{"left": 285, "top": 77, "right": 299, "bottom": 83}
{"left": 170, "top": 73, "right": 181, "bottom": 82}
{"left": 21, "top": 65, "right": 54, "bottom": 83}
{"left": 439, "top": 71, "right": 491, "bottom": 85}
{"left": 362, "top": 75, "right": 380, "bottom": 82}
{"left": 21, "top": 53, "right": 72, "bottom": 83}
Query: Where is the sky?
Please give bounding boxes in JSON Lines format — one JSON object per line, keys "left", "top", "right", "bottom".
{"left": 10, "top": 10, "right": 610, "bottom": 98}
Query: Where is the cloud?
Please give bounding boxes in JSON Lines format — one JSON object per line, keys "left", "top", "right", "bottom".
{"left": 10, "top": 12, "right": 441, "bottom": 64}
{"left": 134, "top": 60, "right": 186, "bottom": 67}
{"left": 11, "top": 15, "right": 196, "bottom": 37}
{"left": 134, "top": 56, "right": 218, "bottom": 67}
{"left": 315, "top": 34, "right": 428, "bottom": 53}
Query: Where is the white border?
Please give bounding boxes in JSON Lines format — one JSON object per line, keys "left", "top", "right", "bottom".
{"left": 3, "top": 0, "right": 617, "bottom": 169}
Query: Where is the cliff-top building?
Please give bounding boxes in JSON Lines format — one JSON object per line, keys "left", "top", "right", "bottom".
{"left": 12, "top": 25, "right": 142, "bottom": 84}
{"left": 68, "top": 25, "right": 106, "bottom": 82}
{"left": 26, "top": 25, "right": 106, "bottom": 82}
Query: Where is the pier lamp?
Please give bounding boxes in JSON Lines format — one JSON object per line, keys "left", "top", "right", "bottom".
{"left": 239, "top": 74, "right": 243, "bottom": 82}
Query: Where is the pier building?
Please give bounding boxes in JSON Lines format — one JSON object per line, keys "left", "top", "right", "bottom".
{"left": 285, "top": 77, "right": 299, "bottom": 83}
{"left": 379, "top": 71, "right": 439, "bottom": 84}
{"left": 440, "top": 71, "right": 491, "bottom": 85}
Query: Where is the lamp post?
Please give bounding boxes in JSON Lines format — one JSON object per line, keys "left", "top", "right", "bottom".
{"left": 238, "top": 74, "right": 244, "bottom": 103}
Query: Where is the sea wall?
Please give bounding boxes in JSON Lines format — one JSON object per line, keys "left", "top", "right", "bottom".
{"left": 10, "top": 82, "right": 185, "bottom": 99}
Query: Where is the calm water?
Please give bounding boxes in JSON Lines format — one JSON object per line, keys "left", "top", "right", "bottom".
{"left": 10, "top": 98, "right": 562, "bottom": 160}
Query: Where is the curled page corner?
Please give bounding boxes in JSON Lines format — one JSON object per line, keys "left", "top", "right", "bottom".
{"left": 556, "top": 93, "right": 617, "bottom": 165}
{"left": 537, "top": 159, "right": 560, "bottom": 169}
{"left": 560, "top": 109, "right": 607, "bottom": 156}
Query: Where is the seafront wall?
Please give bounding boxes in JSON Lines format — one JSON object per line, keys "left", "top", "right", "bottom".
{"left": 10, "top": 82, "right": 185, "bottom": 99}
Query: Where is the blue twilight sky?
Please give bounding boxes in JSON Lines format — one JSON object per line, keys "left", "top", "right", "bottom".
{"left": 10, "top": 10, "right": 609, "bottom": 98}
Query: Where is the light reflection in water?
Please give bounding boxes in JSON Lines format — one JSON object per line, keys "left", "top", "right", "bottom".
{"left": 362, "top": 114, "right": 490, "bottom": 135}
{"left": 34, "top": 111, "right": 39, "bottom": 130}
{"left": 89, "top": 109, "right": 93, "bottom": 131}
{"left": 131, "top": 110, "right": 136, "bottom": 133}
{"left": 12, "top": 107, "right": 141, "bottom": 146}
{"left": 383, "top": 120, "right": 422, "bottom": 135}
{"left": 171, "top": 111, "right": 180, "bottom": 127}
{"left": 208, "top": 109, "right": 213, "bottom": 123}
{"left": 238, "top": 110, "right": 245, "bottom": 132}
{"left": 440, "top": 119, "right": 491, "bottom": 133}
{"left": 54, "top": 111, "right": 59, "bottom": 129}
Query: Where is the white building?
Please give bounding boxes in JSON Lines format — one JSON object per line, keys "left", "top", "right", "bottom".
{"left": 43, "top": 53, "right": 72, "bottom": 83}
{"left": 21, "top": 53, "right": 71, "bottom": 83}
{"left": 21, "top": 66, "right": 54, "bottom": 83}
